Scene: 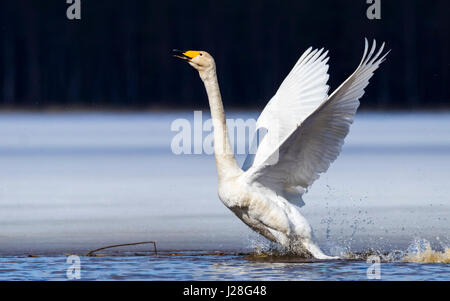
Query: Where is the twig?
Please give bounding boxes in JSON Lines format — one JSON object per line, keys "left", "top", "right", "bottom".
{"left": 85, "top": 241, "right": 157, "bottom": 256}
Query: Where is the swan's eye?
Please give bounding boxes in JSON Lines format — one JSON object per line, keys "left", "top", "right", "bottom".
{"left": 200, "top": 53, "right": 203, "bottom": 56}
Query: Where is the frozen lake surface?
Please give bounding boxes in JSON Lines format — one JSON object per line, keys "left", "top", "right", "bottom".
{"left": 0, "top": 111, "right": 449, "bottom": 259}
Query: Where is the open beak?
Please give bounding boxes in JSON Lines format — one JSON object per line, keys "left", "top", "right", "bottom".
{"left": 172, "top": 49, "right": 192, "bottom": 62}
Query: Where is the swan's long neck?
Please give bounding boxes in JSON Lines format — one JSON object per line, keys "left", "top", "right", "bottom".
{"left": 201, "top": 68, "right": 241, "bottom": 181}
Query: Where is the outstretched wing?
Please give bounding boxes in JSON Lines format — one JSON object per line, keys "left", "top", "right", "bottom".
{"left": 243, "top": 39, "right": 389, "bottom": 201}
{"left": 242, "top": 47, "right": 330, "bottom": 171}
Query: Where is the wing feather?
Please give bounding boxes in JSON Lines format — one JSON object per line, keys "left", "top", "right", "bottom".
{"left": 243, "top": 39, "right": 389, "bottom": 201}
{"left": 242, "top": 47, "right": 331, "bottom": 171}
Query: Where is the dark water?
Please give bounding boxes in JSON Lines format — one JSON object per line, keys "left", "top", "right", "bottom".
{"left": 0, "top": 252, "right": 449, "bottom": 281}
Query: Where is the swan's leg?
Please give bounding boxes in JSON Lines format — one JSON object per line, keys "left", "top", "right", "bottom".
{"left": 267, "top": 228, "right": 290, "bottom": 247}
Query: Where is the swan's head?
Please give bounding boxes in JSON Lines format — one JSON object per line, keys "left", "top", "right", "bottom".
{"left": 173, "top": 49, "right": 215, "bottom": 76}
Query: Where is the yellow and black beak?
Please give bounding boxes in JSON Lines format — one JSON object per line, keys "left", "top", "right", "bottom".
{"left": 172, "top": 49, "right": 200, "bottom": 61}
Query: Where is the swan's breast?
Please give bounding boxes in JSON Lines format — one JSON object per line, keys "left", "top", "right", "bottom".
{"left": 218, "top": 179, "right": 290, "bottom": 235}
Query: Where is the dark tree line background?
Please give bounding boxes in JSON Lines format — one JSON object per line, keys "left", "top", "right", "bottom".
{"left": 0, "top": 0, "right": 449, "bottom": 110}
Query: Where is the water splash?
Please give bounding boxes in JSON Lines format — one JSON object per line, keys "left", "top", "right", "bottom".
{"left": 248, "top": 232, "right": 319, "bottom": 259}
{"left": 402, "top": 238, "right": 450, "bottom": 263}
{"left": 339, "top": 238, "right": 450, "bottom": 263}
{"left": 247, "top": 235, "right": 450, "bottom": 263}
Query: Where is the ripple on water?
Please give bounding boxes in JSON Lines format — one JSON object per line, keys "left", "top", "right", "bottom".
{"left": 0, "top": 250, "right": 449, "bottom": 281}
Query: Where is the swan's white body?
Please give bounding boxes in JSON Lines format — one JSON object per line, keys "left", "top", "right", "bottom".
{"left": 174, "top": 40, "right": 388, "bottom": 259}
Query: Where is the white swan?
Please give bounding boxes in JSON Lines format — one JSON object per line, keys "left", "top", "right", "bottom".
{"left": 173, "top": 39, "right": 388, "bottom": 259}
